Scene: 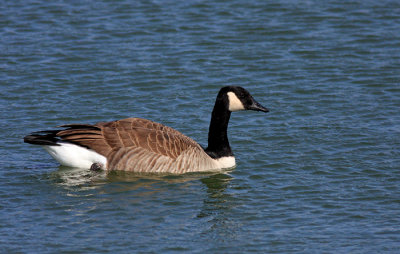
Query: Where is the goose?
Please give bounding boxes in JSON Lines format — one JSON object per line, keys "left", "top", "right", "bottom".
{"left": 24, "top": 86, "right": 269, "bottom": 173}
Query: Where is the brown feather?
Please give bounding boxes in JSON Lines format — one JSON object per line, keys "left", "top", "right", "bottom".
{"left": 54, "top": 118, "right": 209, "bottom": 172}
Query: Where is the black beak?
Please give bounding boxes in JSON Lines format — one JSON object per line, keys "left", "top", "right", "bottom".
{"left": 248, "top": 100, "right": 269, "bottom": 113}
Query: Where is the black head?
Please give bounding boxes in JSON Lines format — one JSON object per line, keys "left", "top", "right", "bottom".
{"left": 218, "top": 86, "right": 269, "bottom": 113}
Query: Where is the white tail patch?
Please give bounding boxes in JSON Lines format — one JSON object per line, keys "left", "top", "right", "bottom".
{"left": 43, "top": 142, "right": 107, "bottom": 169}
{"left": 227, "top": 92, "right": 245, "bottom": 112}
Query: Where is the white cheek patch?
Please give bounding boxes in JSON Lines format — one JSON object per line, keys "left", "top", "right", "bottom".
{"left": 227, "top": 92, "right": 245, "bottom": 112}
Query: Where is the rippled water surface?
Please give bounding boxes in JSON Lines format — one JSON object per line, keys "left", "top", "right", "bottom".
{"left": 1, "top": 0, "right": 400, "bottom": 253}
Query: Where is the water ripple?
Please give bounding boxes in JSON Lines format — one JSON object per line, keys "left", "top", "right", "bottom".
{"left": 1, "top": 0, "right": 400, "bottom": 253}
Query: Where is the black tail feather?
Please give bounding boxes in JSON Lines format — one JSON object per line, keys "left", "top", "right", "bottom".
{"left": 24, "top": 124, "right": 100, "bottom": 146}
{"left": 58, "top": 124, "right": 100, "bottom": 130}
{"left": 23, "top": 131, "right": 60, "bottom": 146}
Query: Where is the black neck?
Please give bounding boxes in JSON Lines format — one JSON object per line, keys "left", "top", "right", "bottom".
{"left": 205, "top": 95, "right": 233, "bottom": 159}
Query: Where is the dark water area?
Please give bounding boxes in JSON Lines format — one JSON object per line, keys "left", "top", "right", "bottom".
{"left": 1, "top": 0, "right": 400, "bottom": 253}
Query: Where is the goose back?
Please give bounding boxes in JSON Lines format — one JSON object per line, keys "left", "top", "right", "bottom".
{"left": 55, "top": 118, "right": 217, "bottom": 173}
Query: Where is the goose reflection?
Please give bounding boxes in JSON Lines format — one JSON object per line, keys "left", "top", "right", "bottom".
{"left": 47, "top": 166, "right": 240, "bottom": 240}
{"left": 198, "top": 173, "right": 233, "bottom": 218}
{"left": 48, "top": 166, "right": 231, "bottom": 195}
{"left": 198, "top": 173, "right": 241, "bottom": 241}
{"left": 47, "top": 166, "right": 106, "bottom": 189}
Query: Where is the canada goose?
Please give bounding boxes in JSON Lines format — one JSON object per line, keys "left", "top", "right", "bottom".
{"left": 24, "top": 86, "right": 269, "bottom": 173}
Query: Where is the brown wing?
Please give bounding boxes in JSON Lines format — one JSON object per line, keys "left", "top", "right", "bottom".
{"left": 56, "top": 117, "right": 203, "bottom": 162}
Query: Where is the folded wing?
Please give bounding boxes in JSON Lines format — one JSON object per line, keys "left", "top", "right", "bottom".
{"left": 56, "top": 118, "right": 210, "bottom": 172}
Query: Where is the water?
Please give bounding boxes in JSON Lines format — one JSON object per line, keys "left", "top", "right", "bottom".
{"left": 1, "top": 0, "right": 400, "bottom": 253}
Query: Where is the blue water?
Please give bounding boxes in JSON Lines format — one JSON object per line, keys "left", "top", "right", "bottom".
{"left": 1, "top": 0, "right": 400, "bottom": 253}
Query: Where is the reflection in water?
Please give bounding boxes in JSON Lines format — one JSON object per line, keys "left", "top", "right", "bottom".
{"left": 198, "top": 173, "right": 241, "bottom": 241}
{"left": 201, "top": 173, "right": 233, "bottom": 201}
{"left": 47, "top": 166, "right": 106, "bottom": 189}
{"left": 45, "top": 166, "right": 241, "bottom": 243}
{"left": 47, "top": 166, "right": 233, "bottom": 195}
{"left": 198, "top": 173, "right": 233, "bottom": 218}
